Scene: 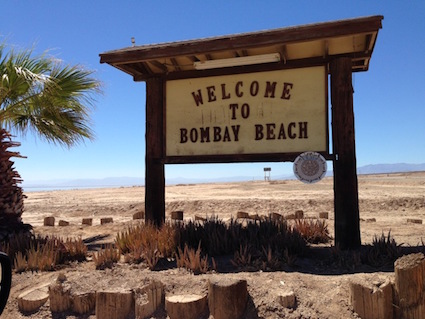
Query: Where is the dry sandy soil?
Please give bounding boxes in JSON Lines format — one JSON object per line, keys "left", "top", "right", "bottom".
{"left": 2, "top": 171, "right": 425, "bottom": 318}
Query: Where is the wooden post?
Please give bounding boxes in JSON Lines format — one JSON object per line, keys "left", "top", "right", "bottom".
{"left": 330, "top": 57, "right": 361, "bottom": 249}
{"left": 145, "top": 77, "right": 165, "bottom": 227}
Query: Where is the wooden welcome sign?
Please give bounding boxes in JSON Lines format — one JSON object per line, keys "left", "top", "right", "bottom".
{"left": 100, "top": 16, "right": 383, "bottom": 249}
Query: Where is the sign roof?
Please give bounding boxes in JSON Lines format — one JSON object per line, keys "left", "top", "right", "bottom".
{"left": 100, "top": 15, "right": 383, "bottom": 81}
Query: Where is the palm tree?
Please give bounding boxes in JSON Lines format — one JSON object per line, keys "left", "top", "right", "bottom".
{"left": 0, "top": 43, "right": 101, "bottom": 241}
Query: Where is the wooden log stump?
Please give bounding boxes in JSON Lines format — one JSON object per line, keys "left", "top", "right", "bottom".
{"left": 285, "top": 213, "right": 295, "bottom": 220}
{"left": 133, "top": 211, "right": 145, "bottom": 220}
{"left": 49, "top": 281, "right": 72, "bottom": 313}
{"left": 208, "top": 278, "right": 248, "bottom": 319}
{"left": 270, "top": 212, "right": 283, "bottom": 221}
{"left": 349, "top": 278, "right": 393, "bottom": 319}
{"left": 171, "top": 211, "right": 183, "bottom": 221}
{"left": 17, "top": 283, "right": 49, "bottom": 313}
{"left": 72, "top": 291, "right": 96, "bottom": 315}
{"left": 236, "top": 211, "right": 249, "bottom": 219}
{"left": 277, "top": 290, "right": 296, "bottom": 309}
{"left": 82, "top": 218, "right": 92, "bottom": 226}
{"left": 295, "top": 210, "right": 304, "bottom": 219}
{"left": 165, "top": 294, "right": 207, "bottom": 319}
{"left": 135, "top": 280, "right": 164, "bottom": 319}
{"left": 248, "top": 214, "right": 260, "bottom": 221}
{"left": 394, "top": 253, "right": 425, "bottom": 319}
{"left": 319, "top": 212, "right": 329, "bottom": 219}
{"left": 407, "top": 218, "right": 422, "bottom": 224}
{"left": 101, "top": 217, "right": 113, "bottom": 225}
{"left": 194, "top": 215, "right": 206, "bottom": 222}
{"left": 96, "top": 290, "right": 134, "bottom": 319}
{"left": 58, "top": 220, "right": 69, "bottom": 226}
{"left": 44, "top": 216, "right": 55, "bottom": 226}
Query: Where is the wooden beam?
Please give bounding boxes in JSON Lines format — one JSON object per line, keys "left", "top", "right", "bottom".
{"left": 170, "top": 58, "right": 181, "bottom": 71}
{"left": 145, "top": 77, "right": 165, "bottom": 227}
{"left": 330, "top": 57, "right": 361, "bottom": 249}
{"left": 149, "top": 60, "right": 168, "bottom": 72}
{"left": 100, "top": 16, "right": 383, "bottom": 65}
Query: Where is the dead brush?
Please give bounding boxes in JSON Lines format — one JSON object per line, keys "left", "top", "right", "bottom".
{"left": 93, "top": 244, "right": 120, "bottom": 270}
{"left": 26, "top": 240, "right": 58, "bottom": 272}
{"left": 259, "top": 245, "right": 283, "bottom": 271}
{"left": 116, "top": 223, "right": 177, "bottom": 269}
{"left": 293, "top": 219, "right": 331, "bottom": 244}
{"left": 63, "top": 237, "right": 87, "bottom": 262}
{"left": 176, "top": 242, "right": 209, "bottom": 274}
{"left": 231, "top": 244, "right": 252, "bottom": 268}
{"left": 142, "top": 240, "right": 160, "bottom": 270}
{"left": 361, "top": 231, "right": 402, "bottom": 268}
{"left": 13, "top": 251, "right": 27, "bottom": 273}
{"left": 330, "top": 244, "right": 362, "bottom": 271}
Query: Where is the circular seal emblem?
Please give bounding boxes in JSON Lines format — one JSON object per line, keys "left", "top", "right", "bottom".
{"left": 293, "top": 152, "right": 327, "bottom": 184}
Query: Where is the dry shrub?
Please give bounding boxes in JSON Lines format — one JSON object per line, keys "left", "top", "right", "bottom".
{"left": 115, "top": 222, "right": 177, "bottom": 270}
{"left": 231, "top": 244, "right": 252, "bottom": 268}
{"left": 293, "top": 219, "right": 331, "bottom": 244}
{"left": 361, "top": 231, "right": 402, "bottom": 268}
{"left": 63, "top": 237, "right": 87, "bottom": 262}
{"left": 176, "top": 242, "right": 209, "bottom": 274}
{"left": 93, "top": 244, "right": 120, "bottom": 270}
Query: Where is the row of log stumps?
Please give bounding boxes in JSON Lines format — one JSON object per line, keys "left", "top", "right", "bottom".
{"left": 18, "top": 275, "right": 289, "bottom": 319}
{"left": 43, "top": 216, "right": 114, "bottom": 226}
{"left": 350, "top": 252, "right": 425, "bottom": 319}
{"left": 170, "top": 210, "right": 331, "bottom": 223}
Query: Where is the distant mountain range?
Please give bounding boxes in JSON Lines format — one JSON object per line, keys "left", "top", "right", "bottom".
{"left": 22, "top": 163, "right": 425, "bottom": 191}
{"left": 356, "top": 163, "right": 425, "bottom": 175}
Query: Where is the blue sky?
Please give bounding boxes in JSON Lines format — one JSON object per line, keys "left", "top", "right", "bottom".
{"left": 1, "top": 1, "right": 424, "bottom": 183}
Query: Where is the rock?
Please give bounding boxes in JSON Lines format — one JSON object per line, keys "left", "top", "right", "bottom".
{"left": 135, "top": 280, "right": 164, "bottom": 319}
{"left": 43, "top": 216, "right": 55, "bottom": 226}
{"left": 208, "top": 277, "right": 248, "bottom": 319}
{"left": 277, "top": 290, "right": 296, "bottom": 309}
{"left": 17, "top": 283, "right": 50, "bottom": 313}
{"left": 96, "top": 289, "right": 134, "bottom": 319}
{"left": 166, "top": 294, "right": 207, "bottom": 319}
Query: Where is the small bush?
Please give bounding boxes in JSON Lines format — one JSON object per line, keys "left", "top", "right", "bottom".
{"left": 361, "top": 231, "right": 402, "bottom": 268}
{"left": 93, "top": 244, "right": 120, "bottom": 270}
{"left": 176, "top": 242, "right": 209, "bottom": 274}
{"left": 293, "top": 219, "right": 331, "bottom": 244}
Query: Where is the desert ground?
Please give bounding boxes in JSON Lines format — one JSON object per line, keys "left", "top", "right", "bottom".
{"left": 2, "top": 171, "right": 425, "bottom": 318}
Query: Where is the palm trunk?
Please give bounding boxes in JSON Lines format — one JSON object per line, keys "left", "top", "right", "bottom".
{"left": 0, "top": 129, "right": 31, "bottom": 242}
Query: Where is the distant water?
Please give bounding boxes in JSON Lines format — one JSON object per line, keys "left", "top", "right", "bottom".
{"left": 23, "top": 185, "right": 126, "bottom": 193}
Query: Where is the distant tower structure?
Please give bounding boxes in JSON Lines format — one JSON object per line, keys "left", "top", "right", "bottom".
{"left": 264, "top": 167, "right": 271, "bottom": 181}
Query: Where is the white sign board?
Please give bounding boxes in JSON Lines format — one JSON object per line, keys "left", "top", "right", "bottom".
{"left": 166, "top": 66, "right": 327, "bottom": 157}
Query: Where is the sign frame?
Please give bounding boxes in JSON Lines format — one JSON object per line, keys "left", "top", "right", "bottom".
{"left": 163, "top": 64, "right": 330, "bottom": 164}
